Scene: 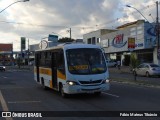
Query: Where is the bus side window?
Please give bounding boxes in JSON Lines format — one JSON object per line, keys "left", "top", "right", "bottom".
{"left": 35, "top": 53, "right": 38, "bottom": 66}
{"left": 45, "top": 52, "right": 51, "bottom": 67}
{"left": 57, "top": 51, "right": 65, "bottom": 74}
{"left": 40, "top": 52, "right": 45, "bottom": 67}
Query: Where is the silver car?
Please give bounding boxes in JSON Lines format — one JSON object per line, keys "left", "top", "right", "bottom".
{"left": 133, "top": 63, "right": 160, "bottom": 77}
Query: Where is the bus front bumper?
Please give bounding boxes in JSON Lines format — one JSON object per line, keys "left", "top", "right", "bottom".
{"left": 63, "top": 83, "right": 110, "bottom": 94}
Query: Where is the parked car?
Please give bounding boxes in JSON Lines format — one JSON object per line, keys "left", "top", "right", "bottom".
{"left": 132, "top": 63, "right": 160, "bottom": 77}
{"left": 106, "top": 60, "right": 117, "bottom": 67}
{"left": 0, "top": 66, "right": 6, "bottom": 71}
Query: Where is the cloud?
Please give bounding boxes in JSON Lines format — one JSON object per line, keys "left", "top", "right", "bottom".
{"left": 0, "top": 0, "right": 157, "bottom": 51}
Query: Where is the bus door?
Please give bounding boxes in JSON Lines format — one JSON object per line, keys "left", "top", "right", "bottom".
{"left": 35, "top": 53, "right": 40, "bottom": 82}
{"left": 51, "top": 52, "right": 58, "bottom": 88}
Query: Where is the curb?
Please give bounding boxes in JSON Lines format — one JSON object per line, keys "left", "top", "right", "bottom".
{"left": 110, "top": 78, "right": 160, "bottom": 89}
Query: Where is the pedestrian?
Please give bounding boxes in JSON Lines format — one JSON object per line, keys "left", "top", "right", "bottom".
{"left": 117, "top": 60, "right": 121, "bottom": 70}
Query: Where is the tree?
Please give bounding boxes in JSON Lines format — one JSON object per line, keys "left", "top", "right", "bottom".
{"left": 58, "top": 37, "right": 75, "bottom": 43}
{"left": 130, "top": 53, "right": 140, "bottom": 69}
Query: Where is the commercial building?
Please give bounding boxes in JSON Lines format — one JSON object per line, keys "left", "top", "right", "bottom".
{"left": 0, "top": 43, "right": 13, "bottom": 65}
{"left": 83, "top": 20, "right": 159, "bottom": 66}
{"left": 83, "top": 29, "right": 117, "bottom": 46}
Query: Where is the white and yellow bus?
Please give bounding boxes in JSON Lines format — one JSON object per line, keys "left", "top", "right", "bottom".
{"left": 34, "top": 43, "right": 110, "bottom": 97}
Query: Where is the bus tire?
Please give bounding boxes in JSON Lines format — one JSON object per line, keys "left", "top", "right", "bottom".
{"left": 59, "top": 83, "right": 67, "bottom": 98}
{"left": 41, "top": 77, "right": 48, "bottom": 90}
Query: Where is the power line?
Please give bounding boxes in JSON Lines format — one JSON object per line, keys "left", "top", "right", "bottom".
{"left": 0, "top": 2, "right": 157, "bottom": 31}
{"left": 97, "top": 3, "right": 156, "bottom": 28}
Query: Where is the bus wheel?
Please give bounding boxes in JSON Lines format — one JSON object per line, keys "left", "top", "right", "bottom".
{"left": 59, "top": 84, "right": 67, "bottom": 98}
{"left": 41, "top": 78, "right": 48, "bottom": 90}
{"left": 94, "top": 92, "right": 101, "bottom": 96}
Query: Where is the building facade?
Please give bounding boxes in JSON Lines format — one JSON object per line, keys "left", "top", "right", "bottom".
{"left": 0, "top": 44, "right": 13, "bottom": 65}
{"left": 83, "top": 20, "right": 159, "bottom": 66}
{"left": 83, "top": 29, "right": 117, "bottom": 45}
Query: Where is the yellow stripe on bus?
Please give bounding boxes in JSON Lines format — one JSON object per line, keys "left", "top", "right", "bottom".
{"left": 50, "top": 80, "right": 53, "bottom": 88}
{"left": 39, "top": 67, "right": 52, "bottom": 75}
{"left": 35, "top": 67, "right": 66, "bottom": 82}
{"left": 57, "top": 70, "right": 66, "bottom": 80}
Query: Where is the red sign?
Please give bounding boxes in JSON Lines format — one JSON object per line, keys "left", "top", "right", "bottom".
{"left": 115, "top": 34, "right": 123, "bottom": 44}
{"left": 0, "top": 44, "right": 13, "bottom": 52}
{"left": 128, "top": 38, "right": 135, "bottom": 51}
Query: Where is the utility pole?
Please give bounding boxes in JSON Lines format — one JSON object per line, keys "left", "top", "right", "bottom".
{"left": 156, "top": 1, "right": 160, "bottom": 62}
{"left": 70, "top": 28, "right": 72, "bottom": 40}
{"left": 28, "top": 38, "right": 29, "bottom": 65}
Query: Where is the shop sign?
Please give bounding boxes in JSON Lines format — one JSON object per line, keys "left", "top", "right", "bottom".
{"left": 128, "top": 38, "right": 135, "bottom": 48}
{"left": 48, "top": 34, "right": 58, "bottom": 42}
{"left": 135, "top": 43, "right": 143, "bottom": 48}
{"left": 128, "top": 37, "right": 135, "bottom": 51}
{"left": 147, "top": 27, "right": 156, "bottom": 36}
{"left": 112, "top": 34, "right": 127, "bottom": 48}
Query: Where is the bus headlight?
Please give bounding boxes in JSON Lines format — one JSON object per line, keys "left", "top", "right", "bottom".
{"left": 102, "top": 79, "right": 110, "bottom": 84}
{"left": 67, "top": 81, "right": 79, "bottom": 85}
{"left": 106, "top": 79, "right": 110, "bottom": 83}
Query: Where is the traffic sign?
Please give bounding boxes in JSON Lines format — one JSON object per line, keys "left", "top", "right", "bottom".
{"left": 39, "top": 40, "right": 48, "bottom": 49}
{"left": 21, "top": 37, "right": 26, "bottom": 50}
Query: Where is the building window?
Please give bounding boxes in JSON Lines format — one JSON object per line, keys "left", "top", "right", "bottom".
{"left": 130, "top": 32, "right": 136, "bottom": 36}
{"left": 137, "top": 26, "right": 142, "bottom": 30}
{"left": 130, "top": 27, "right": 136, "bottom": 32}
{"left": 87, "top": 38, "right": 91, "bottom": 44}
{"left": 101, "top": 39, "right": 109, "bottom": 48}
{"left": 137, "top": 30, "right": 143, "bottom": 35}
{"left": 97, "top": 38, "right": 100, "bottom": 43}
{"left": 92, "top": 37, "right": 96, "bottom": 44}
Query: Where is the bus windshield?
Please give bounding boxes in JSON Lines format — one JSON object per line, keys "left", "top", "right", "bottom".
{"left": 66, "top": 48, "right": 107, "bottom": 75}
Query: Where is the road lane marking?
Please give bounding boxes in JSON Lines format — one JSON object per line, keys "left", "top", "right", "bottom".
{"left": 102, "top": 92, "right": 120, "bottom": 98}
{"left": 8, "top": 101, "right": 41, "bottom": 104}
{"left": 0, "top": 90, "right": 9, "bottom": 111}
{"left": 0, "top": 90, "right": 13, "bottom": 120}
{"left": 2, "top": 76, "right": 7, "bottom": 78}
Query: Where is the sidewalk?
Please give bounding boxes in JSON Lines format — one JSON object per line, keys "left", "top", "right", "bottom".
{"left": 6, "top": 65, "right": 33, "bottom": 71}
{"left": 108, "top": 66, "right": 132, "bottom": 74}
{"left": 109, "top": 66, "right": 160, "bottom": 88}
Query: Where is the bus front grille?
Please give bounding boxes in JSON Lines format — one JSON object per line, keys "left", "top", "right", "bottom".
{"left": 79, "top": 80, "right": 102, "bottom": 85}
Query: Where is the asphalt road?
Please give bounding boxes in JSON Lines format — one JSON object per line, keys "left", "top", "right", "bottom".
{"left": 0, "top": 70, "right": 160, "bottom": 120}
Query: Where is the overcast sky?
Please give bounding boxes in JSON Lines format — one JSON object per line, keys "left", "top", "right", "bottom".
{"left": 0, "top": 0, "right": 158, "bottom": 51}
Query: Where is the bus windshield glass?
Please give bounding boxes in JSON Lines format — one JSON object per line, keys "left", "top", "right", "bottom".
{"left": 66, "top": 48, "right": 107, "bottom": 75}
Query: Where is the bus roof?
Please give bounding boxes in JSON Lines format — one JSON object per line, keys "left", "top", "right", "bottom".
{"left": 36, "top": 43, "right": 102, "bottom": 52}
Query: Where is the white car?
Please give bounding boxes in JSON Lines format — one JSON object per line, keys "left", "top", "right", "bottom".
{"left": 106, "top": 60, "right": 117, "bottom": 67}
{"left": 133, "top": 63, "right": 160, "bottom": 77}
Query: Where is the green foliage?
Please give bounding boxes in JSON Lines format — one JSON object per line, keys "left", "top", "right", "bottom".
{"left": 58, "top": 37, "right": 75, "bottom": 43}
{"left": 130, "top": 53, "right": 140, "bottom": 69}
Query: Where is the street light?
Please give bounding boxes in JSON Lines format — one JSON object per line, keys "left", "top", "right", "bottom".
{"left": 0, "top": 0, "right": 29, "bottom": 13}
{"left": 126, "top": 5, "right": 149, "bottom": 22}
{"left": 66, "top": 28, "right": 72, "bottom": 40}
{"left": 149, "top": 13, "right": 155, "bottom": 22}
